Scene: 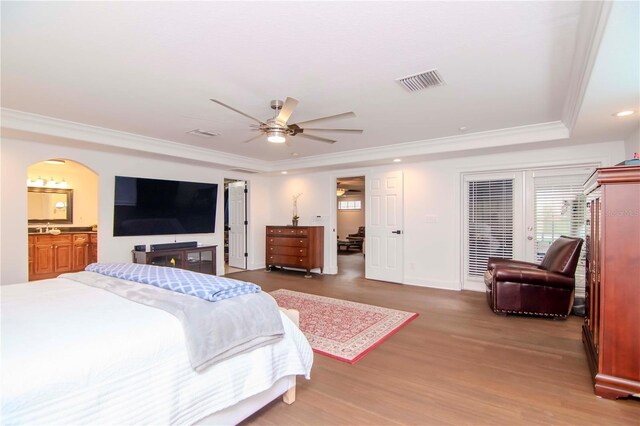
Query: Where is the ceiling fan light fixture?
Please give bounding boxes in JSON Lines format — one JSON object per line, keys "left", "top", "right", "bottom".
{"left": 336, "top": 188, "right": 346, "bottom": 197}
{"left": 267, "top": 130, "right": 286, "bottom": 143}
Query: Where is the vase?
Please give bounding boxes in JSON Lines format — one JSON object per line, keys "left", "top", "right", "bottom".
{"left": 292, "top": 218, "right": 299, "bottom": 226}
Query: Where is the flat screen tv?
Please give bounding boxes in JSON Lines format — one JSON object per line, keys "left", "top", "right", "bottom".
{"left": 113, "top": 176, "right": 218, "bottom": 236}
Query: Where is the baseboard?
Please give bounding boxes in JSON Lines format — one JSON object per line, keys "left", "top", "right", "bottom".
{"left": 461, "top": 280, "right": 486, "bottom": 292}
{"left": 248, "top": 261, "right": 266, "bottom": 271}
{"left": 402, "top": 276, "right": 461, "bottom": 291}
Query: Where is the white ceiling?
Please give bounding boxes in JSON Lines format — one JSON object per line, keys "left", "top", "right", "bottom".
{"left": 1, "top": 1, "right": 638, "bottom": 171}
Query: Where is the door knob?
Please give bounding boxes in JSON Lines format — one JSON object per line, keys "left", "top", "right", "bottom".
{"left": 527, "top": 236, "right": 533, "bottom": 240}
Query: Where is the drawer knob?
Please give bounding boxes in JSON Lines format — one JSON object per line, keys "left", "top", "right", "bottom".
{"left": 300, "top": 250, "right": 302, "bottom": 252}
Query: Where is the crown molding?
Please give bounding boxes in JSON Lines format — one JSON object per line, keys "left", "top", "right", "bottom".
{"left": 0, "top": 108, "right": 271, "bottom": 172}
{"left": 270, "top": 121, "right": 570, "bottom": 172}
{"left": 561, "top": 0, "right": 612, "bottom": 133}
{"left": 2, "top": 108, "right": 569, "bottom": 174}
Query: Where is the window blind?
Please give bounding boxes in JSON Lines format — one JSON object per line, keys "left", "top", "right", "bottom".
{"left": 467, "top": 179, "right": 514, "bottom": 277}
{"left": 534, "top": 174, "right": 588, "bottom": 297}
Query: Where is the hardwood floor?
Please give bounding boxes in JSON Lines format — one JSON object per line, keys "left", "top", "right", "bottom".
{"left": 239, "top": 253, "right": 639, "bottom": 425}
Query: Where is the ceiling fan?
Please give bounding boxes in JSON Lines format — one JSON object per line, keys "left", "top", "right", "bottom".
{"left": 210, "top": 97, "right": 363, "bottom": 144}
{"left": 336, "top": 181, "right": 362, "bottom": 197}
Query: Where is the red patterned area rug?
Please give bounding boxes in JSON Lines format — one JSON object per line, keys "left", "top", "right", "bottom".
{"left": 271, "top": 289, "right": 418, "bottom": 364}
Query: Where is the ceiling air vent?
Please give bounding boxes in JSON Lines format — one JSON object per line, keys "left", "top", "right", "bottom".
{"left": 187, "top": 129, "right": 220, "bottom": 137}
{"left": 396, "top": 69, "right": 445, "bottom": 92}
{"left": 229, "top": 168, "right": 259, "bottom": 174}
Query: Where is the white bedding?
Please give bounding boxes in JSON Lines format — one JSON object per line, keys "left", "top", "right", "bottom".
{"left": 0, "top": 277, "right": 313, "bottom": 425}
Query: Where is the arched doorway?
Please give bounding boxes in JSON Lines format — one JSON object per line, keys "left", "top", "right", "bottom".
{"left": 27, "top": 159, "right": 98, "bottom": 281}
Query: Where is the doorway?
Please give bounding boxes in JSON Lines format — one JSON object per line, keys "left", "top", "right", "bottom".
{"left": 26, "top": 159, "right": 98, "bottom": 281}
{"left": 224, "top": 179, "right": 247, "bottom": 275}
{"left": 336, "top": 176, "right": 365, "bottom": 277}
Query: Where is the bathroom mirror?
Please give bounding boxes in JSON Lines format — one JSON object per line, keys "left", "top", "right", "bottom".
{"left": 28, "top": 188, "right": 74, "bottom": 224}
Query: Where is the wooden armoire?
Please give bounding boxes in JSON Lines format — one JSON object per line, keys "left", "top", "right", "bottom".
{"left": 582, "top": 165, "right": 640, "bottom": 399}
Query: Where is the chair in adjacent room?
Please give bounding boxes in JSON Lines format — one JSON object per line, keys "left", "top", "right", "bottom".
{"left": 484, "top": 236, "right": 583, "bottom": 318}
{"left": 346, "top": 226, "right": 365, "bottom": 251}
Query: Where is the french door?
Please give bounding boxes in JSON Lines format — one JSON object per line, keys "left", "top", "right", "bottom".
{"left": 463, "top": 166, "right": 592, "bottom": 293}
{"left": 463, "top": 172, "right": 524, "bottom": 291}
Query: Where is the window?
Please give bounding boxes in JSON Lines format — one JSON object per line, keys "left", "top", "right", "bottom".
{"left": 466, "top": 179, "right": 514, "bottom": 277}
{"left": 534, "top": 173, "right": 588, "bottom": 297}
{"left": 338, "top": 200, "right": 361, "bottom": 210}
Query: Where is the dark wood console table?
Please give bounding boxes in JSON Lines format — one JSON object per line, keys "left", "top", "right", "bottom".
{"left": 132, "top": 245, "right": 217, "bottom": 275}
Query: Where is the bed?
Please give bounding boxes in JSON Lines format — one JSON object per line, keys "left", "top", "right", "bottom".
{"left": 0, "top": 269, "right": 313, "bottom": 425}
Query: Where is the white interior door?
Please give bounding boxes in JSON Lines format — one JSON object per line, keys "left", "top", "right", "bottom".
{"left": 228, "top": 181, "right": 246, "bottom": 269}
{"left": 366, "top": 170, "right": 403, "bottom": 283}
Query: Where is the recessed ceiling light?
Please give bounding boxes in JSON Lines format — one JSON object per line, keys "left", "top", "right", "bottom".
{"left": 281, "top": 171, "right": 288, "bottom": 175}
{"left": 614, "top": 110, "right": 635, "bottom": 117}
{"left": 459, "top": 126, "right": 468, "bottom": 132}
{"left": 393, "top": 158, "right": 402, "bottom": 163}
{"left": 45, "top": 159, "right": 65, "bottom": 165}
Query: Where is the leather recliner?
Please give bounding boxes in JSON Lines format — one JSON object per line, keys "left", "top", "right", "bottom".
{"left": 484, "top": 236, "right": 583, "bottom": 318}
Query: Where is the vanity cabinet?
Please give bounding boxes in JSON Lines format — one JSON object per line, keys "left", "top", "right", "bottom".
{"left": 72, "top": 234, "right": 91, "bottom": 270}
{"left": 29, "top": 233, "right": 97, "bottom": 281}
{"left": 89, "top": 234, "right": 98, "bottom": 264}
{"left": 266, "top": 226, "right": 324, "bottom": 278}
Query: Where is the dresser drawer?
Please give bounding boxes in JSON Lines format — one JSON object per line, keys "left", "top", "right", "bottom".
{"left": 34, "top": 234, "right": 72, "bottom": 245}
{"left": 267, "top": 237, "right": 308, "bottom": 247}
{"left": 267, "top": 245, "right": 308, "bottom": 256}
{"left": 267, "top": 227, "right": 308, "bottom": 236}
{"left": 267, "top": 254, "right": 307, "bottom": 266}
{"left": 73, "top": 234, "right": 90, "bottom": 244}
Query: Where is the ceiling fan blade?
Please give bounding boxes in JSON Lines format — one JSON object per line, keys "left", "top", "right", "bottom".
{"left": 296, "top": 133, "right": 337, "bottom": 144}
{"left": 242, "top": 134, "right": 264, "bottom": 144}
{"left": 210, "top": 99, "right": 267, "bottom": 125}
{"left": 276, "top": 97, "right": 299, "bottom": 125}
{"left": 293, "top": 111, "right": 356, "bottom": 127}
{"left": 301, "top": 128, "right": 363, "bottom": 133}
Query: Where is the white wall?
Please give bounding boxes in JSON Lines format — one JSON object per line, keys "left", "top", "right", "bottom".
{"left": 1, "top": 137, "right": 262, "bottom": 285}
{"left": 268, "top": 140, "right": 625, "bottom": 290}
{"left": 337, "top": 194, "right": 365, "bottom": 239}
{"left": 2, "top": 136, "right": 626, "bottom": 288}
{"left": 624, "top": 124, "right": 640, "bottom": 159}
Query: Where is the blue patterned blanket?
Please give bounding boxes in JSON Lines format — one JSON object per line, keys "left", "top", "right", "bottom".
{"left": 85, "top": 263, "right": 260, "bottom": 302}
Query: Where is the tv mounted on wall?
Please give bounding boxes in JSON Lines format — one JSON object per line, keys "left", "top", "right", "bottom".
{"left": 113, "top": 176, "right": 218, "bottom": 237}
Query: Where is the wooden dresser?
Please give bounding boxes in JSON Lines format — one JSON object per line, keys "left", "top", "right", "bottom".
{"left": 266, "top": 226, "right": 324, "bottom": 278}
{"left": 582, "top": 165, "right": 640, "bottom": 399}
{"left": 29, "top": 232, "right": 97, "bottom": 281}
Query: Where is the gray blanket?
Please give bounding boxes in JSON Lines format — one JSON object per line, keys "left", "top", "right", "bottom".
{"left": 61, "top": 271, "right": 284, "bottom": 371}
